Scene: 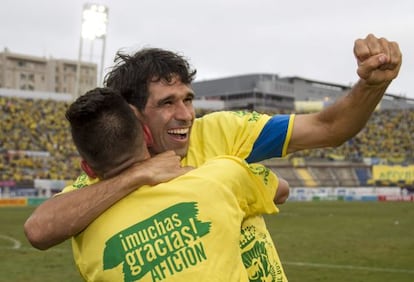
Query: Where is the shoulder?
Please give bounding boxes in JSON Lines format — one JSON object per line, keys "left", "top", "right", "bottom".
{"left": 195, "top": 156, "right": 252, "bottom": 179}
{"left": 196, "top": 110, "right": 271, "bottom": 122}
{"left": 60, "top": 172, "right": 99, "bottom": 193}
{"left": 193, "top": 111, "right": 271, "bottom": 132}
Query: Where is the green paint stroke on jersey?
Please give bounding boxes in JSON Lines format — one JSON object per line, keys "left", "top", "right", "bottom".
{"left": 103, "top": 202, "right": 211, "bottom": 281}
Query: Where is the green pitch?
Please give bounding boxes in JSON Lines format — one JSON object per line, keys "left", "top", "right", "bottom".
{"left": 267, "top": 201, "right": 414, "bottom": 282}
{"left": 1, "top": 201, "right": 413, "bottom": 282}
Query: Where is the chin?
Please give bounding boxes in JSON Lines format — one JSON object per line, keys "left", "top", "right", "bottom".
{"left": 174, "top": 147, "right": 188, "bottom": 159}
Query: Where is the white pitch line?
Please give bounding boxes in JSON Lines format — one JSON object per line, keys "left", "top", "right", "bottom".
{"left": 0, "top": 233, "right": 70, "bottom": 252}
{"left": 284, "top": 261, "right": 414, "bottom": 274}
{"left": 0, "top": 234, "right": 21, "bottom": 249}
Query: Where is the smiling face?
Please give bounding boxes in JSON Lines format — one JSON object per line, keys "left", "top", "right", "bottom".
{"left": 139, "top": 75, "right": 196, "bottom": 158}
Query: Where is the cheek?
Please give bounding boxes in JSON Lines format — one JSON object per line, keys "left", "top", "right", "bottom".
{"left": 143, "top": 110, "right": 171, "bottom": 136}
{"left": 146, "top": 118, "right": 164, "bottom": 137}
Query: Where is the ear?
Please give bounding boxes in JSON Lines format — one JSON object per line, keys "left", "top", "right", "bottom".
{"left": 142, "top": 124, "right": 154, "bottom": 147}
{"left": 129, "top": 104, "right": 153, "bottom": 147}
{"left": 80, "top": 159, "right": 97, "bottom": 178}
{"left": 129, "top": 104, "right": 142, "bottom": 119}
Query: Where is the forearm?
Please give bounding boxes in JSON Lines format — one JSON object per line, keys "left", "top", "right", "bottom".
{"left": 288, "top": 34, "right": 401, "bottom": 154}
{"left": 319, "top": 79, "right": 389, "bottom": 144}
{"left": 289, "top": 80, "right": 389, "bottom": 153}
{"left": 323, "top": 33, "right": 401, "bottom": 142}
{"left": 24, "top": 172, "right": 145, "bottom": 250}
{"left": 24, "top": 151, "right": 192, "bottom": 250}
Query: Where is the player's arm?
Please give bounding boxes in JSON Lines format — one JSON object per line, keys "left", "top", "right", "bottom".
{"left": 288, "top": 34, "right": 402, "bottom": 153}
{"left": 248, "top": 34, "right": 401, "bottom": 161}
{"left": 24, "top": 151, "right": 192, "bottom": 250}
{"left": 274, "top": 177, "right": 289, "bottom": 204}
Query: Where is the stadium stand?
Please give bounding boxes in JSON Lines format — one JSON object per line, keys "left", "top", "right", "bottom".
{"left": 0, "top": 91, "right": 82, "bottom": 196}
{"left": 0, "top": 90, "right": 413, "bottom": 197}
{"left": 354, "top": 167, "right": 371, "bottom": 186}
{"left": 295, "top": 168, "right": 318, "bottom": 187}
{"left": 291, "top": 109, "right": 414, "bottom": 165}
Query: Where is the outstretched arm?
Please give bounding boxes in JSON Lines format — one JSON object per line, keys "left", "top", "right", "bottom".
{"left": 288, "top": 34, "right": 402, "bottom": 153}
{"left": 24, "top": 151, "right": 193, "bottom": 250}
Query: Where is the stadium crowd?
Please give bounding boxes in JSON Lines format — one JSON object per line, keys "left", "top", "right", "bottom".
{"left": 0, "top": 96, "right": 80, "bottom": 182}
{"left": 291, "top": 108, "right": 414, "bottom": 164}
{"left": 1, "top": 95, "right": 413, "bottom": 183}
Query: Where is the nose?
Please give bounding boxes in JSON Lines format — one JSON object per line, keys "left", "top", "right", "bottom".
{"left": 175, "top": 101, "right": 194, "bottom": 122}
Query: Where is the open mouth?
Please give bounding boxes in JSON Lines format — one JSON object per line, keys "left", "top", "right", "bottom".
{"left": 167, "top": 128, "right": 189, "bottom": 140}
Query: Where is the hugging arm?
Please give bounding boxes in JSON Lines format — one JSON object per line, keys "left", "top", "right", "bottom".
{"left": 24, "top": 151, "right": 192, "bottom": 250}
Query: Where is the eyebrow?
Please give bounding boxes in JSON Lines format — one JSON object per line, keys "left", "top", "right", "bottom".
{"left": 187, "top": 92, "right": 195, "bottom": 100}
{"left": 157, "top": 92, "right": 195, "bottom": 106}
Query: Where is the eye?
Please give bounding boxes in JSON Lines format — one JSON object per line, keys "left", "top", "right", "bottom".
{"left": 184, "top": 96, "right": 194, "bottom": 104}
{"left": 159, "top": 99, "right": 173, "bottom": 106}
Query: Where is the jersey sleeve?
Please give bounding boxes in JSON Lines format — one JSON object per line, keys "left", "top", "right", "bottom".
{"left": 240, "top": 162, "right": 280, "bottom": 216}
{"left": 186, "top": 111, "right": 272, "bottom": 166}
{"left": 246, "top": 114, "right": 295, "bottom": 162}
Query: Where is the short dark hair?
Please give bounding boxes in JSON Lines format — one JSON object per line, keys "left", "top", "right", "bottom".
{"left": 66, "top": 87, "right": 144, "bottom": 176}
{"left": 104, "top": 48, "right": 197, "bottom": 112}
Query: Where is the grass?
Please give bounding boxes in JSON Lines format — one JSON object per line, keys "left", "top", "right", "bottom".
{"left": 0, "top": 207, "right": 81, "bottom": 282}
{"left": 267, "top": 201, "right": 414, "bottom": 282}
{"left": 1, "top": 201, "right": 413, "bottom": 281}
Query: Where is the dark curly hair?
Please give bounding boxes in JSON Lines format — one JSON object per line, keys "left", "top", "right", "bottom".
{"left": 104, "top": 48, "right": 197, "bottom": 112}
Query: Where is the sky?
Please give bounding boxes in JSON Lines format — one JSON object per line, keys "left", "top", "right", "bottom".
{"left": 1, "top": 0, "right": 413, "bottom": 98}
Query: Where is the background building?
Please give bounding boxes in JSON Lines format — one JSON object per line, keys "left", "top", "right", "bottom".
{"left": 0, "top": 48, "right": 97, "bottom": 97}
{"left": 193, "top": 74, "right": 414, "bottom": 113}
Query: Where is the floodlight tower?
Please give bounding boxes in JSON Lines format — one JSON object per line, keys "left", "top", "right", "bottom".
{"left": 74, "top": 3, "right": 108, "bottom": 99}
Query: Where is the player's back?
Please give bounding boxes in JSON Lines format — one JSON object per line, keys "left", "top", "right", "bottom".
{"left": 72, "top": 156, "right": 278, "bottom": 282}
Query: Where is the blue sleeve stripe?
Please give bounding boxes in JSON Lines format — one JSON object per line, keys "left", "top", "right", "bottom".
{"left": 246, "top": 114, "right": 291, "bottom": 163}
